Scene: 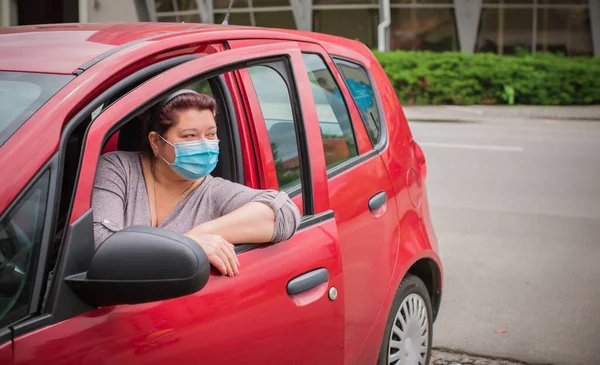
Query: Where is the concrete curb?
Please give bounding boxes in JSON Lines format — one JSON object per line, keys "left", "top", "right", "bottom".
{"left": 402, "top": 105, "right": 600, "bottom": 121}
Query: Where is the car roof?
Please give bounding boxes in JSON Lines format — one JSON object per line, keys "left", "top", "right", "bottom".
{"left": 0, "top": 22, "right": 367, "bottom": 75}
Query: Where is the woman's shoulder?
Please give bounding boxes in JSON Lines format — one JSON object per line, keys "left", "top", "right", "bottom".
{"left": 97, "top": 151, "right": 143, "bottom": 178}
{"left": 205, "top": 176, "right": 244, "bottom": 189}
{"left": 99, "top": 151, "right": 142, "bottom": 167}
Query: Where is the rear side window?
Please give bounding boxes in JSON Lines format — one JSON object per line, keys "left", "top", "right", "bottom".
{"left": 302, "top": 53, "right": 358, "bottom": 169}
{"left": 248, "top": 66, "right": 301, "bottom": 191}
{"left": 333, "top": 59, "right": 381, "bottom": 146}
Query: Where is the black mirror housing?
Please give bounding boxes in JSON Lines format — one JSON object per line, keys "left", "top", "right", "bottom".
{"left": 66, "top": 226, "right": 210, "bottom": 306}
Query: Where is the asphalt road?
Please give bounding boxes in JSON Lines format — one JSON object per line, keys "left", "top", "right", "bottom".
{"left": 408, "top": 115, "right": 600, "bottom": 365}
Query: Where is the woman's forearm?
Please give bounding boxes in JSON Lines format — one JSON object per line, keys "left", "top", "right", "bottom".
{"left": 190, "top": 202, "right": 276, "bottom": 244}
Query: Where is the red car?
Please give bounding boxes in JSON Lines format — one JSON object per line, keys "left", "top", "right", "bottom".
{"left": 0, "top": 23, "right": 442, "bottom": 365}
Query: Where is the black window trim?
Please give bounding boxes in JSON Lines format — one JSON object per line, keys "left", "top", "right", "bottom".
{"left": 331, "top": 55, "right": 389, "bottom": 154}
{"left": 234, "top": 210, "right": 335, "bottom": 255}
{"left": 0, "top": 155, "right": 58, "bottom": 333}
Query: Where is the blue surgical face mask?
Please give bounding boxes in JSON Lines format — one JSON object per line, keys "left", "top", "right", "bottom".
{"left": 158, "top": 135, "right": 219, "bottom": 180}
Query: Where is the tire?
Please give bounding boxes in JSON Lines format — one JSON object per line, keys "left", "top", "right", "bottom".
{"left": 377, "top": 274, "right": 433, "bottom": 365}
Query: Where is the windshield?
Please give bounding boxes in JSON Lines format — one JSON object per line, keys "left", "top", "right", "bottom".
{"left": 0, "top": 71, "right": 74, "bottom": 146}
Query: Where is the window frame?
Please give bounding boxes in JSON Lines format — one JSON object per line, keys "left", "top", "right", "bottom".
{"left": 332, "top": 56, "right": 388, "bottom": 153}
{"left": 3, "top": 53, "right": 212, "bottom": 339}
{"left": 238, "top": 59, "right": 315, "bottom": 216}
{"left": 301, "top": 52, "right": 360, "bottom": 171}
{"left": 0, "top": 157, "right": 58, "bottom": 332}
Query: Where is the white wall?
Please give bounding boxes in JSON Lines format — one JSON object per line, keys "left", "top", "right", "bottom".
{"left": 0, "top": 0, "right": 17, "bottom": 27}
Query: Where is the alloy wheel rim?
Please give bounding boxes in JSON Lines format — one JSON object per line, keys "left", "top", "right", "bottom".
{"left": 387, "top": 293, "right": 429, "bottom": 365}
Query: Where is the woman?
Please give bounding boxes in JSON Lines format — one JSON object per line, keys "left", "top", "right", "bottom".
{"left": 92, "top": 89, "right": 301, "bottom": 277}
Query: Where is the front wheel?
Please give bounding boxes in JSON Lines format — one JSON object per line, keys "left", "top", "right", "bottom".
{"left": 378, "top": 274, "right": 433, "bottom": 365}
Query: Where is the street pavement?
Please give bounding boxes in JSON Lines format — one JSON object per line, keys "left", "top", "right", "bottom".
{"left": 406, "top": 109, "right": 600, "bottom": 365}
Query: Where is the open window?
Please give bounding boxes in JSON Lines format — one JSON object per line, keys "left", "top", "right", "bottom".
{"left": 99, "top": 75, "right": 243, "bottom": 183}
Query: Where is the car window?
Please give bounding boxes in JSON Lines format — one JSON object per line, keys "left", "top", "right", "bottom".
{"left": 0, "top": 172, "right": 49, "bottom": 327}
{"left": 248, "top": 65, "right": 301, "bottom": 192}
{"left": 333, "top": 59, "right": 381, "bottom": 146}
{"left": 0, "top": 72, "right": 74, "bottom": 146}
{"left": 302, "top": 53, "right": 358, "bottom": 169}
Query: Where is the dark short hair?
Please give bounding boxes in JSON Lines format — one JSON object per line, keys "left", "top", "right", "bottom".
{"left": 142, "top": 90, "right": 217, "bottom": 152}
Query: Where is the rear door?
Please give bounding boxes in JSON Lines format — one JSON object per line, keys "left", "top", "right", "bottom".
{"left": 13, "top": 43, "right": 344, "bottom": 365}
{"left": 297, "top": 42, "right": 401, "bottom": 362}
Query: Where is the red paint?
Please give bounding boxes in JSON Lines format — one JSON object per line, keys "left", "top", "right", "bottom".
{"left": 0, "top": 24, "right": 441, "bottom": 365}
{"left": 0, "top": 340, "right": 12, "bottom": 365}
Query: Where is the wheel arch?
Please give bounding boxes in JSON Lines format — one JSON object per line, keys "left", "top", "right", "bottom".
{"left": 406, "top": 258, "right": 442, "bottom": 321}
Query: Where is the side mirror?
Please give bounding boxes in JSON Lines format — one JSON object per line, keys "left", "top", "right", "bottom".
{"left": 66, "top": 226, "right": 210, "bottom": 306}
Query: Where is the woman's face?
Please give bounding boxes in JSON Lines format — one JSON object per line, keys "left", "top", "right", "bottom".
{"left": 151, "top": 108, "right": 217, "bottom": 165}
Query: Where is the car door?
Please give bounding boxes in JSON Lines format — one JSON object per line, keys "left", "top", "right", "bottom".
{"left": 12, "top": 43, "right": 345, "bottom": 365}
{"left": 297, "top": 42, "right": 401, "bottom": 362}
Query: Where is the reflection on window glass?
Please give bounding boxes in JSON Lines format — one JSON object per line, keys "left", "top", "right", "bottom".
{"left": 536, "top": 8, "right": 592, "bottom": 56}
{"left": 476, "top": 8, "right": 533, "bottom": 55}
{"left": 313, "top": 9, "right": 379, "bottom": 48}
{"left": 302, "top": 54, "right": 357, "bottom": 169}
{"left": 334, "top": 59, "right": 381, "bottom": 146}
{"left": 390, "top": 8, "right": 458, "bottom": 51}
{"left": 0, "top": 72, "right": 73, "bottom": 146}
{"left": 0, "top": 172, "right": 49, "bottom": 327}
{"left": 248, "top": 66, "right": 301, "bottom": 191}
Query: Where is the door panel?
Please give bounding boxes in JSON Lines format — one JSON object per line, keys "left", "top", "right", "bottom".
{"left": 291, "top": 43, "right": 401, "bottom": 361}
{"left": 328, "top": 156, "right": 399, "bottom": 360}
{"left": 14, "top": 219, "right": 343, "bottom": 365}
{"left": 14, "top": 43, "right": 344, "bottom": 365}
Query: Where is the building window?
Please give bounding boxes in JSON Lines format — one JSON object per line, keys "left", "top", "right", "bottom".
{"left": 313, "top": 9, "right": 379, "bottom": 49}
{"left": 476, "top": 1, "right": 592, "bottom": 56}
{"left": 213, "top": 0, "right": 295, "bottom": 28}
{"left": 392, "top": 0, "right": 453, "bottom": 3}
{"left": 477, "top": 8, "right": 533, "bottom": 55}
{"left": 390, "top": 8, "right": 458, "bottom": 51}
{"left": 155, "top": 0, "right": 202, "bottom": 22}
{"left": 536, "top": 7, "right": 592, "bottom": 56}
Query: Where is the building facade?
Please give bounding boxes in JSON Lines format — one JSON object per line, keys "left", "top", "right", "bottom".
{"left": 1, "top": 0, "right": 598, "bottom": 57}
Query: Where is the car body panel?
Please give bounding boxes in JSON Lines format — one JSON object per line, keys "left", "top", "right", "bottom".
{"left": 14, "top": 221, "right": 344, "bottom": 365}
{"left": 0, "top": 338, "right": 12, "bottom": 365}
{"left": 0, "top": 23, "right": 442, "bottom": 365}
{"left": 12, "top": 43, "right": 346, "bottom": 365}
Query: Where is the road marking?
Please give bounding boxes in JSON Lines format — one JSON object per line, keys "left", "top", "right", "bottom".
{"left": 419, "top": 142, "right": 524, "bottom": 152}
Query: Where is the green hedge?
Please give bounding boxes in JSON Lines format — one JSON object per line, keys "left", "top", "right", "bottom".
{"left": 373, "top": 51, "right": 600, "bottom": 105}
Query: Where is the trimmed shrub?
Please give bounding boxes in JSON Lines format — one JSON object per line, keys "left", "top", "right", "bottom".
{"left": 373, "top": 51, "right": 600, "bottom": 105}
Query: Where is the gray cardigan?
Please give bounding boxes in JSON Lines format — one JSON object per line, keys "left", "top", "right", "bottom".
{"left": 92, "top": 151, "right": 301, "bottom": 248}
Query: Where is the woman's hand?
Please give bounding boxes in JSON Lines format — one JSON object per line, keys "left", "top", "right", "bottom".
{"left": 184, "top": 232, "right": 240, "bottom": 277}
